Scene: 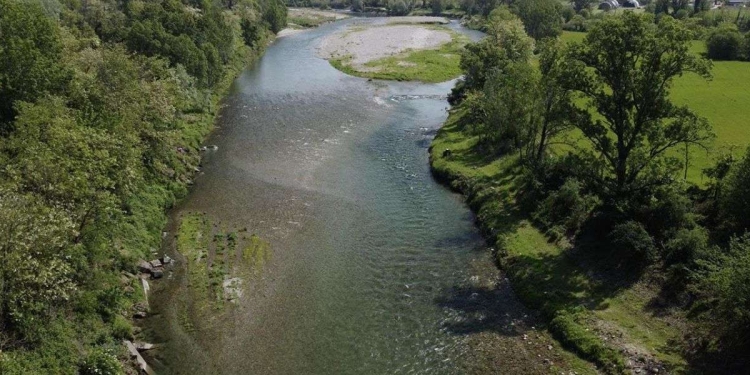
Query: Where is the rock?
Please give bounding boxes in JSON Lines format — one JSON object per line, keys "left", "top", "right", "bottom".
{"left": 149, "top": 259, "right": 162, "bottom": 268}
{"left": 135, "top": 342, "right": 155, "bottom": 351}
{"left": 133, "top": 311, "right": 147, "bottom": 319}
{"left": 124, "top": 340, "right": 155, "bottom": 375}
{"left": 161, "top": 255, "right": 173, "bottom": 265}
{"left": 548, "top": 345, "right": 553, "bottom": 350}
{"left": 151, "top": 268, "right": 164, "bottom": 279}
{"left": 137, "top": 260, "right": 153, "bottom": 273}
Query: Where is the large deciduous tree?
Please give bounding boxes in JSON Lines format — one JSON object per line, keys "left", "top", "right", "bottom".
{"left": 563, "top": 13, "right": 713, "bottom": 201}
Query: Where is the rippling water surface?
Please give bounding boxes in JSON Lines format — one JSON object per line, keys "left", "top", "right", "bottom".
{"left": 146, "top": 19, "right": 495, "bottom": 375}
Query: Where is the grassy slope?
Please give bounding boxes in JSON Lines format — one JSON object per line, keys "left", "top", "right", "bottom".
{"left": 561, "top": 31, "right": 750, "bottom": 183}
{"left": 329, "top": 26, "right": 469, "bottom": 83}
{"left": 431, "top": 106, "right": 689, "bottom": 373}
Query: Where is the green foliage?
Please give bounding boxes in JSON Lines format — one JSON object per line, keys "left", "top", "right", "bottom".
{"left": 111, "top": 315, "right": 133, "bottom": 340}
{"left": 571, "top": 0, "right": 596, "bottom": 12}
{"left": 459, "top": 11, "right": 533, "bottom": 92}
{"left": 534, "top": 179, "right": 598, "bottom": 234}
{"left": 0, "top": 0, "right": 272, "bottom": 371}
{"left": 0, "top": 0, "right": 70, "bottom": 128}
{"left": 263, "top": 0, "right": 288, "bottom": 33}
{"left": 693, "top": 233, "right": 750, "bottom": 361}
{"left": 79, "top": 348, "right": 123, "bottom": 375}
{"left": 481, "top": 61, "right": 539, "bottom": 153}
{"left": 720, "top": 146, "right": 750, "bottom": 233}
{"left": 609, "top": 221, "right": 657, "bottom": 264}
{"left": 564, "top": 13, "right": 714, "bottom": 200}
{"left": 705, "top": 22, "right": 744, "bottom": 61}
{"left": 514, "top": 0, "right": 563, "bottom": 40}
{"left": 0, "top": 189, "right": 78, "bottom": 342}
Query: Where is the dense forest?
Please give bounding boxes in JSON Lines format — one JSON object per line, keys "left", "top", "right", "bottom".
{"left": 431, "top": 3, "right": 750, "bottom": 373}
{"left": 0, "top": 0, "right": 285, "bottom": 372}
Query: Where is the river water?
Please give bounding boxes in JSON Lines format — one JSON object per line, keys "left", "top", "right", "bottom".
{"left": 144, "top": 19, "right": 514, "bottom": 375}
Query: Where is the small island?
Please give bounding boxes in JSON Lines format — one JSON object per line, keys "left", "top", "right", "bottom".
{"left": 318, "top": 17, "right": 469, "bottom": 82}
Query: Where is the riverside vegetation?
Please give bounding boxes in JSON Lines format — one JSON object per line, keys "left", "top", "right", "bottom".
{"left": 430, "top": 5, "right": 750, "bottom": 375}
{"left": 0, "top": 0, "right": 285, "bottom": 373}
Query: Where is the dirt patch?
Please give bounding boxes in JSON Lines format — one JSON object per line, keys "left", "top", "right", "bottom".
{"left": 318, "top": 24, "right": 452, "bottom": 67}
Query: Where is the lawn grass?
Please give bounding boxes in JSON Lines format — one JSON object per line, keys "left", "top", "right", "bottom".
{"left": 560, "top": 31, "right": 750, "bottom": 184}
{"left": 430, "top": 106, "right": 689, "bottom": 373}
{"left": 329, "top": 26, "right": 470, "bottom": 83}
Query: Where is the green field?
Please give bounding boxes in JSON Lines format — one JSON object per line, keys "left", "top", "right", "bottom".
{"left": 561, "top": 31, "right": 750, "bottom": 183}
{"left": 329, "top": 26, "right": 469, "bottom": 83}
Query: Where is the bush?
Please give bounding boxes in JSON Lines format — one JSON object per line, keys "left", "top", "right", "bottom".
{"left": 609, "top": 221, "right": 656, "bottom": 265}
{"left": 387, "top": 0, "right": 409, "bottom": 15}
{"left": 693, "top": 233, "right": 750, "bottom": 361}
{"left": 534, "top": 178, "right": 598, "bottom": 234}
{"left": 79, "top": 348, "right": 122, "bottom": 375}
{"left": 111, "top": 315, "right": 133, "bottom": 340}
{"left": 706, "top": 23, "right": 743, "bottom": 61}
{"left": 721, "top": 146, "right": 750, "bottom": 233}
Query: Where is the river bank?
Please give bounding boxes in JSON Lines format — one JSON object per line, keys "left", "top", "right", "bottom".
{"left": 429, "top": 105, "right": 690, "bottom": 374}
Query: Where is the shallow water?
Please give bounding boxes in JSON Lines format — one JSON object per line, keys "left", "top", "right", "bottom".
{"left": 145, "top": 19, "right": 499, "bottom": 375}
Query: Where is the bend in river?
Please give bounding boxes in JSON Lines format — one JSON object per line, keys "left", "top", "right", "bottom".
{"left": 143, "top": 19, "right": 556, "bottom": 374}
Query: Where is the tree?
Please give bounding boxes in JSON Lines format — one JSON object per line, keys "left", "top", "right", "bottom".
{"left": 0, "top": 188, "right": 78, "bottom": 341}
{"left": 571, "top": 0, "right": 596, "bottom": 12}
{"left": 482, "top": 61, "right": 540, "bottom": 154}
{"left": 460, "top": 13, "right": 534, "bottom": 92}
{"left": 563, "top": 13, "right": 713, "bottom": 200}
{"left": 514, "top": 0, "right": 563, "bottom": 40}
{"left": 0, "top": 0, "right": 69, "bottom": 130}
{"left": 533, "top": 39, "right": 576, "bottom": 161}
{"left": 720, "top": 147, "right": 750, "bottom": 233}
{"left": 431, "top": 0, "right": 443, "bottom": 15}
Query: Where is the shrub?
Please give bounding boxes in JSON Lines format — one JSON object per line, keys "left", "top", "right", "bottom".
{"left": 706, "top": 23, "right": 743, "bottom": 61}
{"left": 720, "top": 146, "right": 750, "bottom": 233}
{"left": 387, "top": 0, "right": 409, "bottom": 15}
{"left": 111, "top": 315, "right": 133, "bottom": 340}
{"left": 665, "top": 227, "right": 709, "bottom": 266}
{"left": 693, "top": 233, "right": 750, "bottom": 361}
{"left": 609, "top": 221, "right": 656, "bottom": 264}
{"left": 534, "top": 178, "right": 599, "bottom": 234}
{"left": 79, "top": 348, "right": 123, "bottom": 375}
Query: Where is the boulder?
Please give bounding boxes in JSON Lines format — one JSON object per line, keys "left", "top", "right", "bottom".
{"left": 149, "top": 259, "right": 162, "bottom": 268}
{"left": 161, "top": 255, "right": 173, "bottom": 265}
{"left": 135, "top": 342, "right": 155, "bottom": 351}
{"left": 137, "top": 260, "right": 152, "bottom": 273}
{"left": 151, "top": 269, "right": 164, "bottom": 279}
{"left": 124, "top": 340, "right": 155, "bottom": 375}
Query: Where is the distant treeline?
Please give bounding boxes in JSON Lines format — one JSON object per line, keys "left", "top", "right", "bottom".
{"left": 0, "top": 0, "right": 284, "bottom": 373}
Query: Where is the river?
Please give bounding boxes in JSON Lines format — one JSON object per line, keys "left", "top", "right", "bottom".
{"left": 142, "top": 18, "right": 542, "bottom": 375}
